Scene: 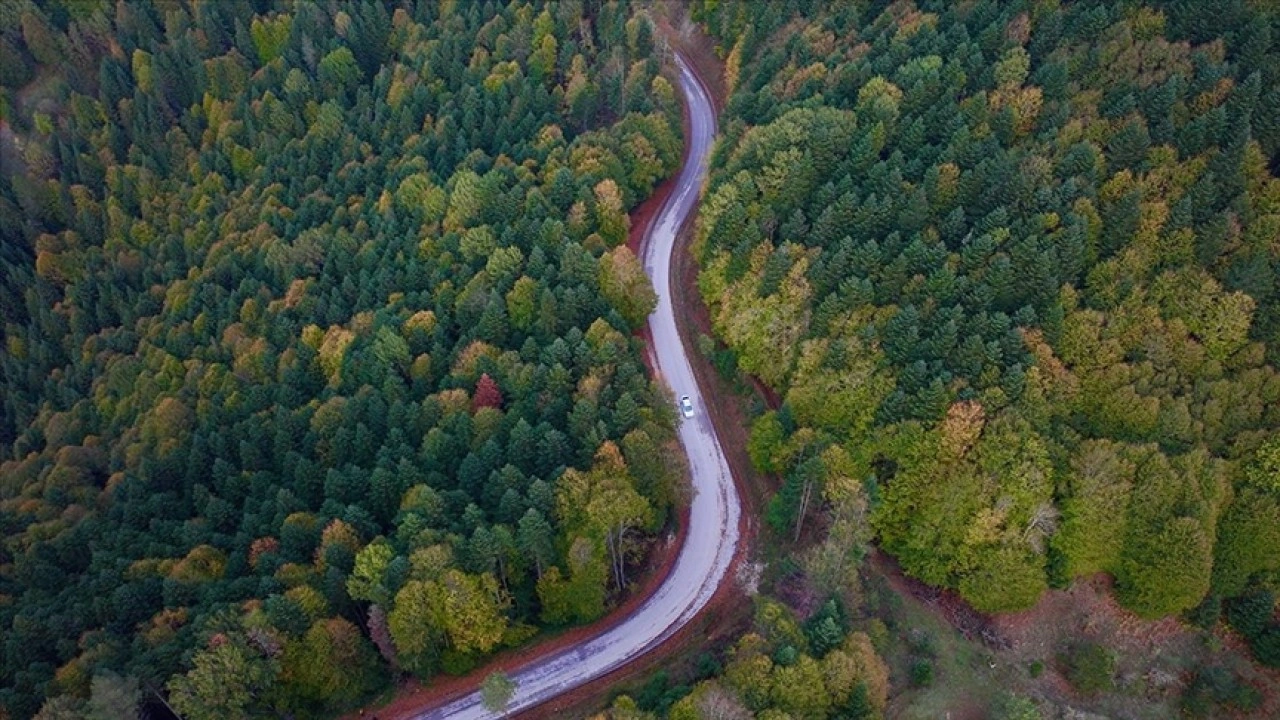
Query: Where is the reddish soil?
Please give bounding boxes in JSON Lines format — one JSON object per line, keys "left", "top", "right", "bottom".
{"left": 988, "top": 574, "right": 1279, "bottom": 718}
{"left": 624, "top": 170, "right": 677, "bottom": 261}
{"left": 871, "top": 548, "right": 1280, "bottom": 719}
{"left": 992, "top": 574, "right": 1188, "bottom": 658}
{"left": 869, "top": 549, "right": 1000, "bottom": 645}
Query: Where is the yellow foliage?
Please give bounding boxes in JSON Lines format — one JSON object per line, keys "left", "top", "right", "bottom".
{"left": 786, "top": 335, "right": 893, "bottom": 442}
{"left": 483, "top": 60, "right": 520, "bottom": 92}
{"left": 474, "top": 406, "right": 504, "bottom": 441}
{"left": 1099, "top": 169, "right": 1137, "bottom": 203}
{"left": 132, "top": 49, "right": 153, "bottom": 93}
{"left": 890, "top": 4, "right": 938, "bottom": 41}
{"left": 577, "top": 371, "right": 606, "bottom": 403}
{"left": 283, "top": 278, "right": 308, "bottom": 309}
{"left": 536, "top": 124, "right": 565, "bottom": 152}
{"left": 410, "top": 353, "right": 432, "bottom": 380}
{"left": 400, "top": 484, "right": 442, "bottom": 515}
{"left": 53, "top": 656, "right": 92, "bottom": 697}
{"left": 317, "top": 325, "right": 355, "bottom": 385}
{"left": 452, "top": 340, "right": 500, "bottom": 377}
{"left": 435, "top": 388, "right": 470, "bottom": 414}
{"left": 782, "top": 62, "right": 827, "bottom": 100}
{"left": 712, "top": 243, "right": 813, "bottom": 387}
{"left": 585, "top": 316, "right": 627, "bottom": 351}
{"left": 320, "top": 519, "right": 360, "bottom": 550}
{"left": 300, "top": 324, "right": 324, "bottom": 350}
{"left": 940, "top": 400, "right": 986, "bottom": 459}
{"left": 430, "top": 570, "right": 508, "bottom": 654}
{"left": 5, "top": 332, "right": 25, "bottom": 361}
{"left": 965, "top": 504, "right": 1011, "bottom": 546}
{"left": 405, "top": 309, "right": 437, "bottom": 335}
{"left": 310, "top": 395, "right": 347, "bottom": 437}
{"left": 143, "top": 607, "right": 189, "bottom": 646}
{"left": 349, "top": 311, "right": 374, "bottom": 335}
{"left": 1022, "top": 328, "right": 1081, "bottom": 403}
{"left": 843, "top": 632, "right": 890, "bottom": 712}
{"left": 274, "top": 562, "right": 315, "bottom": 588}
{"left": 232, "top": 336, "right": 270, "bottom": 383}
{"left": 593, "top": 179, "right": 629, "bottom": 246}
{"left": 125, "top": 557, "right": 177, "bottom": 580}
{"left": 857, "top": 75, "right": 902, "bottom": 108}
{"left": 169, "top": 545, "right": 228, "bottom": 583}
{"left": 282, "top": 512, "right": 319, "bottom": 532}
{"left": 286, "top": 584, "right": 330, "bottom": 620}
{"left": 725, "top": 37, "right": 744, "bottom": 95}
{"left": 1190, "top": 77, "right": 1234, "bottom": 115}
{"left": 35, "top": 249, "right": 77, "bottom": 285}
{"left": 567, "top": 200, "right": 589, "bottom": 237}
{"left": 991, "top": 85, "right": 1042, "bottom": 135}
{"left": 410, "top": 544, "right": 454, "bottom": 580}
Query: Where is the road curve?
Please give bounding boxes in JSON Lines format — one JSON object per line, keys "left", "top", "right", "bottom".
{"left": 413, "top": 52, "right": 738, "bottom": 719}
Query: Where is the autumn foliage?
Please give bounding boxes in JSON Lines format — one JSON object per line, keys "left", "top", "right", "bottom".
{"left": 472, "top": 373, "right": 503, "bottom": 411}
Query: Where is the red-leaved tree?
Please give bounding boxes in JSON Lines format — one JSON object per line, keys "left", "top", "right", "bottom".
{"left": 473, "top": 373, "right": 503, "bottom": 410}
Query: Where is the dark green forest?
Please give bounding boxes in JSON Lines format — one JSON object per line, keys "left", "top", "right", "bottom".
{"left": 688, "top": 0, "right": 1280, "bottom": 691}
{"left": 0, "top": 1, "right": 685, "bottom": 718}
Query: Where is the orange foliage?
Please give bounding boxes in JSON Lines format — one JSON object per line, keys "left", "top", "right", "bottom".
{"left": 144, "top": 607, "right": 190, "bottom": 646}
{"left": 940, "top": 400, "right": 986, "bottom": 458}
{"left": 248, "top": 536, "right": 280, "bottom": 569}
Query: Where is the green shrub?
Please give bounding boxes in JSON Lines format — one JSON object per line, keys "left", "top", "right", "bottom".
{"left": 772, "top": 645, "right": 799, "bottom": 667}
{"left": 909, "top": 658, "right": 934, "bottom": 687}
{"left": 1187, "top": 593, "right": 1221, "bottom": 629}
{"left": 905, "top": 627, "right": 937, "bottom": 657}
{"left": 1253, "top": 627, "right": 1280, "bottom": 668}
{"left": 1060, "top": 642, "right": 1115, "bottom": 694}
{"left": 1226, "top": 589, "right": 1273, "bottom": 638}
{"left": 1182, "top": 665, "right": 1261, "bottom": 717}
{"left": 834, "top": 682, "right": 872, "bottom": 720}
{"left": 995, "top": 693, "right": 1043, "bottom": 720}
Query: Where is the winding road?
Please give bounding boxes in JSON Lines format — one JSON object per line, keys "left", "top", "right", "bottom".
{"left": 414, "top": 52, "right": 740, "bottom": 719}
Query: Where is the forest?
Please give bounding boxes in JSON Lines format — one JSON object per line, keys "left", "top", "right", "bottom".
{"left": 575, "top": 1, "right": 1280, "bottom": 718}
{"left": 6, "top": 0, "right": 1280, "bottom": 718}
{"left": 0, "top": 1, "right": 686, "bottom": 718}
{"left": 687, "top": 0, "right": 1280, "bottom": 693}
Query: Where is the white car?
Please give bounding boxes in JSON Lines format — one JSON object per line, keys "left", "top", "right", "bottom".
{"left": 679, "top": 395, "right": 694, "bottom": 418}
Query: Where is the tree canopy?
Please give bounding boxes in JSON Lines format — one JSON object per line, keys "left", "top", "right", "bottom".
{"left": 692, "top": 0, "right": 1280, "bottom": 632}
{"left": 0, "top": 1, "right": 686, "bottom": 716}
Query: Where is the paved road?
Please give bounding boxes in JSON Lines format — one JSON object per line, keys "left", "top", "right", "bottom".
{"left": 414, "top": 52, "right": 739, "bottom": 719}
